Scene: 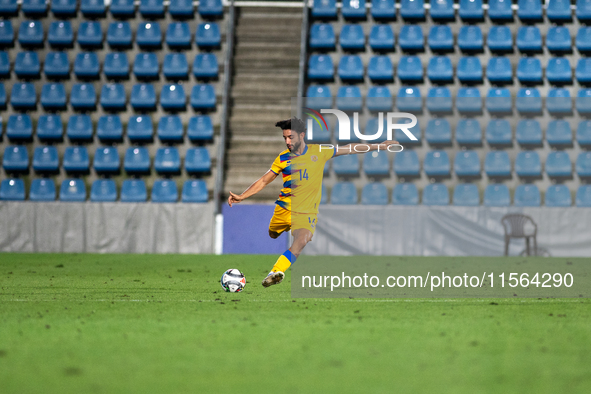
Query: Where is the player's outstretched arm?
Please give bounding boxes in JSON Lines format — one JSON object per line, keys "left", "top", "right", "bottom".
{"left": 334, "top": 140, "right": 400, "bottom": 157}
{"left": 227, "top": 169, "right": 278, "bottom": 207}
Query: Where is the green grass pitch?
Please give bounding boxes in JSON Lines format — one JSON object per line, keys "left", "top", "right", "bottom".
{"left": 1, "top": 253, "right": 590, "bottom": 394}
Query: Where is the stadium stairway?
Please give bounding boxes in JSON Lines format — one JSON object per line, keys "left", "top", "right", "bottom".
{"left": 224, "top": 6, "right": 302, "bottom": 201}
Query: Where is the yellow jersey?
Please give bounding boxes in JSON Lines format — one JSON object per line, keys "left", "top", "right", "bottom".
{"left": 270, "top": 144, "right": 335, "bottom": 214}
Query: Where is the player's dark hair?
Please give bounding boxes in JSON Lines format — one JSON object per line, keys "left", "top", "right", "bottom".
{"left": 275, "top": 117, "right": 306, "bottom": 134}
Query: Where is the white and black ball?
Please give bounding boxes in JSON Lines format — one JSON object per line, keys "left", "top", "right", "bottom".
{"left": 220, "top": 269, "right": 246, "bottom": 293}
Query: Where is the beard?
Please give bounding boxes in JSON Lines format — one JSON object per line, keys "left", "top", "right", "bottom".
{"left": 289, "top": 140, "right": 301, "bottom": 153}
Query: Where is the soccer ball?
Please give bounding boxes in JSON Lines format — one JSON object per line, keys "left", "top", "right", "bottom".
{"left": 220, "top": 269, "right": 246, "bottom": 293}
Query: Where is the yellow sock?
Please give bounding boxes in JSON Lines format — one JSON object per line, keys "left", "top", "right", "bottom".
{"left": 271, "top": 250, "right": 296, "bottom": 273}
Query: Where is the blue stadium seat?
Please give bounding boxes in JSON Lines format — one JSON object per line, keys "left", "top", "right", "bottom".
{"left": 429, "top": 0, "right": 454, "bottom": 21}
{"left": 516, "top": 26, "right": 542, "bottom": 52}
{"left": 487, "top": 26, "right": 513, "bottom": 52}
{"left": 2, "top": 145, "right": 28, "bottom": 172}
{"left": 547, "top": 27, "right": 572, "bottom": 53}
{"left": 392, "top": 183, "right": 419, "bottom": 205}
{"left": 22, "top": 0, "right": 47, "bottom": 15}
{"left": 188, "top": 115, "right": 214, "bottom": 142}
{"left": 576, "top": 27, "right": 591, "bottom": 53}
{"left": 547, "top": 88, "right": 572, "bottom": 115}
{"left": 333, "top": 154, "right": 360, "bottom": 176}
{"left": 425, "top": 118, "right": 451, "bottom": 146}
{"left": 336, "top": 86, "right": 362, "bottom": 111}
{"left": 10, "top": 83, "right": 36, "bottom": 110}
{"left": 18, "top": 20, "right": 43, "bottom": 46}
{"left": 338, "top": 55, "right": 364, "bottom": 82}
{"left": 199, "top": 0, "right": 223, "bottom": 17}
{"left": 110, "top": 0, "right": 135, "bottom": 17}
{"left": 400, "top": 0, "right": 425, "bottom": 20}
{"left": 100, "top": 84, "right": 127, "bottom": 111}
{"left": 367, "top": 86, "right": 392, "bottom": 112}
{"left": 308, "top": 55, "right": 334, "bottom": 80}
{"left": 74, "top": 52, "right": 100, "bottom": 79}
{"left": 124, "top": 147, "right": 151, "bottom": 175}
{"left": 131, "top": 84, "right": 157, "bottom": 110}
{"left": 14, "top": 51, "right": 40, "bottom": 78}
{"left": 516, "top": 119, "right": 542, "bottom": 146}
{"left": 63, "top": 146, "right": 90, "bottom": 174}
{"left": 97, "top": 115, "right": 123, "bottom": 143}
{"left": 30, "top": 179, "right": 56, "bottom": 201}
{"left": 312, "top": 0, "right": 337, "bottom": 18}
{"left": 0, "top": 20, "right": 13, "bottom": 45}
{"left": 422, "top": 183, "right": 449, "bottom": 205}
{"left": 33, "top": 146, "right": 59, "bottom": 173}
{"left": 182, "top": 180, "right": 208, "bottom": 203}
{"left": 488, "top": 0, "right": 514, "bottom": 21}
{"left": 48, "top": 21, "right": 73, "bottom": 47}
{"left": 367, "top": 56, "right": 393, "bottom": 82}
{"left": 427, "top": 56, "right": 453, "bottom": 82}
{"left": 36, "top": 114, "right": 63, "bottom": 142}
{"left": 456, "top": 88, "right": 482, "bottom": 114}
{"left": 517, "top": 0, "right": 543, "bottom": 21}
{"left": 484, "top": 184, "right": 510, "bottom": 206}
{"left": 457, "top": 26, "right": 483, "bottom": 52}
{"left": 576, "top": 58, "right": 591, "bottom": 84}
{"left": 6, "top": 114, "right": 33, "bottom": 141}
{"left": 397, "top": 56, "right": 423, "bottom": 82}
{"left": 517, "top": 58, "right": 542, "bottom": 84}
{"left": 486, "top": 88, "right": 512, "bottom": 114}
{"left": 454, "top": 151, "right": 480, "bottom": 178}
{"left": 394, "top": 150, "right": 420, "bottom": 177}
{"left": 185, "top": 147, "right": 212, "bottom": 174}
{"left": 191, "top": 84, "right": 216, "bottom": 109}
{"left": 545, "top": 185, "right": 571, "bottom": 207}
{"left": 514, "top": 184, "right": 541, "bottom": 207}
{"left": 576, "top": 152, "right": 591, "bottom": 177}
{"left": 140, "top": 0, "right": 164, "bottom": 17}
{"left": 515, "top": 151, "right": 541, "bottom": 178}
{"left": 0, "top": 83, "right": 6, "bottom": 108}
{"left": 107, "top": 22, "right": 132, "bottom": 48}
{"left": 166, "top": 22, "right": 191, "bottom": 49}
{"left": 331, "top": 182, "right": 357, "bottom": 204}
{"left": 161, "top": 84, "right": 186, "bottom": 110}
{"left": 486, "top": 57, "right": 512, "bottom": 84}
{"left": 78, "top": 22, "right": 103, "bottom": 48}
{"left": 104, "top": 53, "right": 129, "bottom": 79}
{"left": 0, "top": 178, "right": 25, "bottom": 200}
{"left": 371, "top": 0, "right": 395, "bottom": 19}
{"left": 154, "top": 147, "right": 181, "bottom": 174}
{"left": 546, "top": 119, "right": 572, "bottom": 147}
{"left": 459, "top": 0, "right": 484, "bottom": 21}
{"left": 547, "top": 58, "right": 572, "bottom": 84}
{"left": 424, "top": 150, "right": 450, "bottom": 178}
{"left": 81, "top": 0, "right": 106, "bottom": 16}
{"left": 94, "top": 146, "right": 120, "bottom": 174}
{"left": 363, "top": 150, "right": 389, "bottom": 177}
{"left": 193, "top": 53, "right": 218, "bottom": 79}
{"left": 60, "top": 179, "right": 86, "bottom": 202}
{"left": 121, "top": 180, "right": 147, "bottom": 203}
{"left": 152, "top": 180, "right": 178, "bottom": 203}
{"left": 578, "top": 185, "right": 591, "bottom": 206}
{"left": 127, "top": 116, "right": 153, "bottom": 142}
{"left": 577, "top": 120, "right": 591, "bottom": 148}
{"left": 577, "top": 0, "right": 591, "bottom": 22}
{"left": 158, "top": 115, "right": 184, "bottom": 142}
{"left": 51, "top": 0, "right": 77, "bottom": 17}
{"left": 0, "top": 0, "right": 17, "bottom": 16}
{"left": 485, "top": 151, "right": 511, "bottom": 178}
{"left": 67, "top": 115, "right": 93, "bottom": 142}
{"left": 361, "top": 183, "right": 388, "bottom": 205}
{"left": 137, "top": 22, "right": 162, "bottom": 48}
{"left": 133, "top": 53, "right": 159, "bottom": 79}
{"left": 44, "top": 52, "right": 69, "bottom": 78}
{"left": 310, "top": 23, "right": 335, "bottom": 50}
{"left": 396, "top": 86, "right": 422, "bottom": 112}
{"left": 426, "top": 87, "right": 452, "bottom": 113}
{"left": 306, "top": 85, "right": 332, "bottom": 109}
{"left": 457, "top": 56, "right": 482, "bottom": 83}
{"left": 41, "top": 83, "right": 67, "bottom": 110}
{"left": 516, "top": 88, "right": 542, "bottom": 114}
{"left": 456, "top": 119, "right": 482, "bottom": 146}
{"left": 340, "top": 24, "right": 365, "bottom": 51}
{"left": 369, "top": 25, "right": 395, "bottom": 51}
{"left": 90, "top": 179, "right": 117, "bottom": 202}
{"left": 196, "top": 23, "right": 221, "bottom": 48}
{"left": 169, "top": 0, "right": 194, "bottom": 18}
{"left": 0, "top": 51, "right": 10, "bottom": 77}
{"left": 342, "top": 0, "right": 366, "bottom": 19}
{"left": 486, "top": 119, "right": 512, "bottom": 146}
{"left": 453, "top": 183, "right": 480, "bottom": 206}
{"left": 546, "top": 151, "right": 572, "bottom": 178}
{"left": 399, "top": 25, "right": 424, "bottom": 51}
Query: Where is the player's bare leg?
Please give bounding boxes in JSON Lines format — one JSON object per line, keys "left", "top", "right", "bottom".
{"left": 262, "top": 229, "right": 313, "bottom": 287}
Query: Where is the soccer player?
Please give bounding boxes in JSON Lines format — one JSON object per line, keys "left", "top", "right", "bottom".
{"left": 227, "top": 117, "right": 399, "bottom": 287}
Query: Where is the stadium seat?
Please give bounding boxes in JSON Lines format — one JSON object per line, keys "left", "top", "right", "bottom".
{"left": 338, "top": 55, "right": 364, "bottom": 82}
{"left": 155, "top": 147, "right": 181, "bottom": 174}
{"left": 2, "top": 145, "right": 29, "bottom": 173}
{"left": 394, "top": 117, "right": 421, "bottom": 145}
{"left": 0, "top": 51, "right": 9, "bottom": 77}
{"left": 363, "top": 150, "right": 389, "bottom": 177}
{"left": 59, "top": 179, "right": 86, "bottom": 202}
{"left": 545, "top": 185, "right": 571, "bottom": 207}
{"left": 100, "top": 84, "right": 127, "bottom": 111}
{"left": 308, "top": 55, "right": 334, "bottom": 80}
{"left": 152, "top": 180, "right": 179, "bottom": 203}
{"left": 36, "top": 114, "right": 63, "bottom": 142}
{"left": 422, "top": 183, "right": 449, "bottom": 205}
{"left": 110, "top": 0, "right": 134, "bottom": 17}
{"left": 456, "top": 88, "right": 482, "bottom": 114}
{"left": 81, "top": 0, "right": 105, "bottom": 16}
{"left": 396, "top": 86, "right": 422, "bottom": 112}
{"left": 309, "top": 23, "right": 335, "bottom": 50}
{"left": 182, "top": 180, "right": 208, "bottom": 203}
{"left": 515, "top": 151, "right": 541, "bottom": 178}
{"left": 546, "top": 151, "right": 572, "bottom": 178}
{"left": 459, "top": 0, "right": 484, "bottom": 21}
{"left": 399, "top": 25, "right": 424, "bottom": 52}
{"left": 576, "top": 59, "right": 591, "bottom": 84}
{"left": 369, "top": 25, "right": 395, "bottom": 51}
{"left": 333, "top": 154, "right": 360, "bottom": 176}
{"left": 340, "top": 24, "right": 365, "bottom": 51}
{"left": 191, "top": 84, "right": 216, "bottom": 109}
{"left": 516, "top": 88, "right": 542, "bottom": 114}
{"left": 331, "top": 182, "right": 357, "bottom": 204}
{"left": 0, "top": 0, "right": 17, "bottom": 16}
{"left": 0, "top": 83, "right": 6, "bottom": 108}
{"left": 14, "top": 51, "right": 40, "bottom": 78}
{"left": 104, "top": 53, "right": 130, "bottom": 79}
{"left": 6, "top": 115, "right": 33, "bottom": 141}
{"left": 306, "top": 85, "right": 332, "bottom": 110}
{"left": 397, "top": 56, "right": 423, "bottom": 82}
{"left": 457, "top": 57, "right": 483, "bottom": 83}
{"left": 429, "top": 0, "right": 454, "bottom": 21}
{"left": 428, "top": 26, "right": 453, "bottom": 52}
{"left": 483, "top": 184, "right": 510, "bottom": 207}
{"left": 487, "top": 26, "right": 513, "bottom": 52}
{"left": 90, "top": 179, "right": 117, "bottom": 202}
{"left": 427, "top": 56, "right": 453, "bottom": 83}
{"left": 136, "top": 22, "right": 163, "bottom": 48}
{"left": 514, "top": 184, "right": 541, "bottom": 207}
{"left": 44, "top": 52, "right": 70, "bottom": 79}
{"left": 517, "top": 0, "right": 543, "bottom": 21}
{"left": 456, "top": 119, "right": 482, "bottom": 146}
{"left": 10, "top": 83, "right": 37, "bottom": 110}
{"left": 67, "top": 115, "right": 93, "bottom": 142}
{"left": 457, "top": 26, "right": 483, "bottom": 52}
{"left": 577, "top": 185, "right": 591, "bottom": 206}
{"left": 63, "top": 146, "right": 90, "bottom": 174}
{"left": 453, "top": 183, "right": 480, "bottom": 206}
{"left": 0, "top": 20, "right": 13, "bottom": 45}
{"left": 30, "top": 178, "right": 56, "bottom": 201}
{"left": 161, "top": 84, "right": 186, "bottom": 110}
{"left": 185, "top": 147, "right": 212, "bottom": 174}
{"left": 140, "top": 0, "right": 164, "bottom": 17}
{"left": 548, "top": 0, "right": 573, "bottom": 21}
{"left": 426, "top": 87, "right": 452, "bottom": 113}
{"left": 361, "top": 183, "right": 388, "bottom": 205}
{"left": 199, "top": 0, "right": 223, "bottom": 17}
{"left": 94, "top": 147, "right": 120, "bottom": 175}
{"left": 392, "top": 183, "right": 419, "bottom": 205}
{"left": 577, "top": 152, "right": 591, "bottom": 178}
{"left": 454, "top": 150, "right": 480, "bottom": 178}
{"left": 547, "top": 58, "right": 572, "bottom": 84}
{"left": 547, "top": 88, "right": 572, "bottom": 115}
{"left": 425, "top": 119, "right": 451, "bottom": 146}
{"left": 577, "top": 120, "right": 591, "bottom": 148}
{"left": 486, "top": 119, "right": 512, "bottom": 146}
{"left": 158, "top": 115, "right": 184, "bottom": 142}
{"left": 424, "top": 150, "right": 450, "bottom": 178}
{"left": 196, "top": 23, "right": 221, "bottom": 48}
{"left": 22, "top": 0, "right": 47, "bottom": 15}
{"left": 547, "top": 27, "right": 572, "bottom": 53}
{"left": 41, "top": 83, "right": 67, "bottom": 110}
{"left": 134, "top": 53, "right": 159, "bottom": 79}
{"left": 78, "top": 22, "right": 103, "bottom": 48}
{"left": 0, "top": 178, "right": 25, "bottom": 200}
{"left": 48, "top": 21, "right": 73, "bottom": 47}
{"left": 33, "top": 146, "right": 59, "bottom": 173}
{"left": 107, "top": 22, "right": 132, "bottom": 48}
{"left": 51, "top": 0, "right": 77, "bottom": 16}
{"left": 486, "top": 88, "right": 512, "bottom": 114}
{"left": 306, "top": 118, "right": 331, "bottom": 144}
{"left": 368, "top": 56, "right": 393, "bottom": 82}
{"left": 311, "top": 0, "right": 337, "bottom": 18}
{"left": 576, "top": 27, "right": 591, "bottom": 53}
{"left": 166, "top": 22, "right": 191, "bottom": 49}
{"left": 193, "top": 53, "right": 218, "bottom": 79}
{"left": 400, "top": 0, "right": 425, "bottom": 20}
{"left": 516, "top": 119, "right": 542, "bottom": 146}
{"left": 121, "top": 180, "right": 147, "bottom": 203}
{"left": 169, "top": 0, "right": 194, "bottom": 18}
{"left": 516, "top": 27, "right": 542, "bottom": 53}
{"left": 366, "top": 86, "right": 392, "bottom": 112}
{"left": 484, "top": 151, "right": 511, "bottom": 178}
{"left": 486, "top": 57, "right": 512, "bottom": 84}
{"left": 188, "top": 115, "right": 214, "bottom": 142}
{"left": 124, "top": 147, "right": 151, "bottom": 175}
{"left": 342, "top": 0, "right": 366, "bottom": 19}
{"left": 18, "top": 20, "right": 43, "bottom": 47}
{"left": 517, "top": 58, "right": 542, "bottom": 84}
{"left": 547, "top": 119, "right": 573, "bottom": 147}
{"left": 371, "top": 0, "right": 395, "bottom": 19}
{"left": 127, "top": 116, "right": 153, "bottom": 142}
{"left": 130, "top": 84, "right": 157, "bottom": 110}
{"left": 97, "top": 115, "right": 123, "bottom": 143}
{"left": 336, "top": 86, "right": 362, "bottom": 111}
{"left": 74, "top": 53, "right": 100, "bottom": 79}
